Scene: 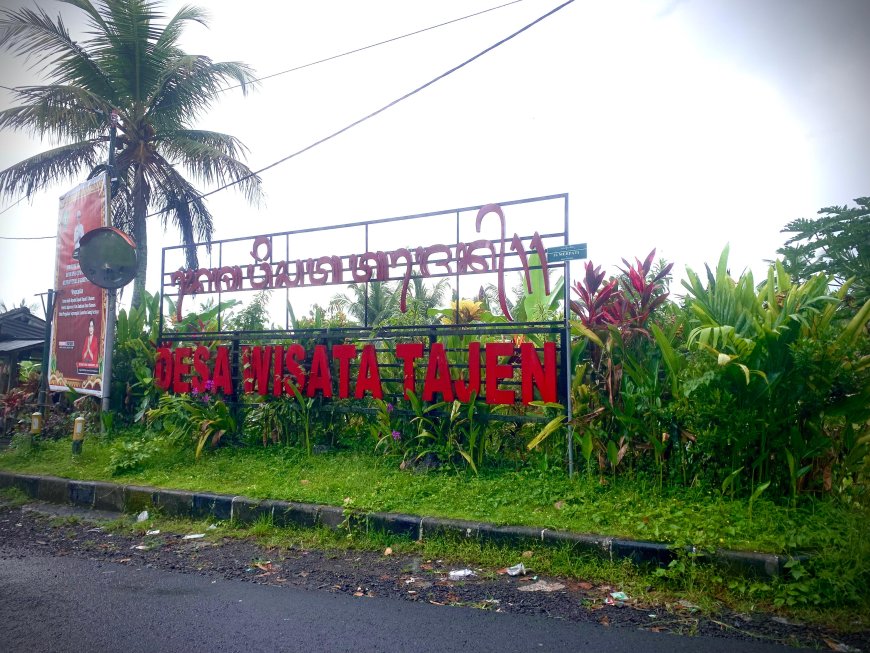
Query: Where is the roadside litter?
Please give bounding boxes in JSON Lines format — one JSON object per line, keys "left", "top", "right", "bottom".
{"left": 136, "top": 510, "right": 148, "bottom": 522}
{"left": 606, "top": 591, "right": 629, "bottom": 606}
{"left": 448, "top": 569, "right": 476, "bottom": 580}
{"left": 506, "top": 563, "right": 527, "bottom": 576}
{"left": 182, "top": 533, "right": 205, "bottom": 540}
{"left": 145, "top": 529, "right": 160, "bottom": 536}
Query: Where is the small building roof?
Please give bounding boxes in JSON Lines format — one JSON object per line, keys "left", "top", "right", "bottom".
{"left": 0, "top": 307, "right": 45, "bottom": 340}
{"left": 0, "top": 339, "right": 43, "bottom": 354}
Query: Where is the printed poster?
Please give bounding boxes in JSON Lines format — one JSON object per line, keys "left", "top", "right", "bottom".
{"left": 48, "top": 174, "right": 109, "bottom": 396}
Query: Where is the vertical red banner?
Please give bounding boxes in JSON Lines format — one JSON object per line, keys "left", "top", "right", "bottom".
{"left": 48, "top": 174, "right": 109, "bottom": 397}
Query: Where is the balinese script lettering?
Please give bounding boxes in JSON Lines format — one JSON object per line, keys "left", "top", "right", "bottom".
{"left": 169, "top": 204, "right": 551, "bottom": 321}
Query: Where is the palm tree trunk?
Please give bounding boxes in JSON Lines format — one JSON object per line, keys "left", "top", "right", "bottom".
{"left": 130, "top": 166, "right": 148, "bottom": 310}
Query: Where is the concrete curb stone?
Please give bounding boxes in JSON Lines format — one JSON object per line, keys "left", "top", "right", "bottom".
{"left": 192, "top": 493, "right": 233, "bottom": 521}
{"left": 272, "top": 501, "right": 319, "bottom": 529}
{"left": 155, "top": 489, "right": 194, "bottom": 515}
{"left": 124, "top": 485, "right": 157, "bottom": 513}
{"left": 231, "top": 496, "right": 272, "bottom": 525}
{"left": 92, "top": 481, "right": 126, "bottom": 512}
{"left": 68, "top": 481, "right": 95, "bottom": 507}
{"left": 365, "top": 512, "right": 421, "bottom": 540}
{"left": 36, "top": 476, "right": 68, "bottom": 505}
{"left": 0, "top": 471, "right": 797, "bottom": 577}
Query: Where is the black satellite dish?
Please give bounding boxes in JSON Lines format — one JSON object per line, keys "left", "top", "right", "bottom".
{"left": 78, "top": 227, "right": 138, "bottom": 289}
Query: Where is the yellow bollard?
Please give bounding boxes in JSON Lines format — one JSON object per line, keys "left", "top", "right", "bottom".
{"left": 30, "top": 412, "right": 43, "bottom": 435}
{"left": 72, "top": 415, "right": 85, "bottom": 455}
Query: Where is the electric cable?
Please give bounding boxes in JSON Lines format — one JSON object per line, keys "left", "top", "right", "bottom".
{"left": 222, "top": 0, "right": 526, "bottom": 91}
{"left": 0, "top": 1, "right": 526, "bottom": 108}
{"left": 155, "top": 0, "right": 575, "bottom": 212}
{"left": 0, "top": 195, "right": 25, "bottom": 216}
{"left": 0, "top": 0, "right": 573, "bottom": 238}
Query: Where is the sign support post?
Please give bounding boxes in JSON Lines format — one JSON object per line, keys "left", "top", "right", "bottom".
{"left": 100, "top": 112, "right": 118, "bottom": 418}
{"left": 37, "top": 289, "right": 54, "bottom": 417}
{"left": 564, "top": 258, "right": 574, "bottom": 478}
{"left": 550, "top": 236, "right": 588, "bottom": 478}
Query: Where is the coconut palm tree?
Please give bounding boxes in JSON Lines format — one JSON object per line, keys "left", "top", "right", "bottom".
{"left": 0, "top": 0, "right": 263, "bottom": 309}
{"left": 330, "top": 281, "right": 400, "bottom": 327}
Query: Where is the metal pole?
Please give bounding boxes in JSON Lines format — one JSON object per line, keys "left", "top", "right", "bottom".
{"left": 37, "top": 289, "right": 55, "bottom": 417}
{"left": 100, "top": 112, "right": 118, "bottom": 419}
{"left": 101, "top": 290, "right": 117, "bottom": 415}
{"left": 364, "top": 224, "right": 369, "bottom": 328}
{"left": 563, "top": 195, "right": 574, "bottom": 478}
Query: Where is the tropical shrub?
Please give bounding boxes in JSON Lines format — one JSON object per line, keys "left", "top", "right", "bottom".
{"left": 146, "top": 384, "right": 235, "bottom": 459}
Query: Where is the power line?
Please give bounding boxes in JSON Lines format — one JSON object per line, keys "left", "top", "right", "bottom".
{"left": 172, "top": 0, "right": 575, "bottom": 210}
{"left": 222, "top": 0, "right": 526, "bottom": 91}
{"left": 1, "top": 0, "right": 574, "bottom": 237}
{"left": 0, "top": 195, "right": 26, "bottom": 216}
{"left": 0, "top": 2, "right": 526, "bottom": 108}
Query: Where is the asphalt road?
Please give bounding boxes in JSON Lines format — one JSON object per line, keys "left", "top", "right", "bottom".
{"left": 0, "top": 551, "right": 810, "bottom": 653}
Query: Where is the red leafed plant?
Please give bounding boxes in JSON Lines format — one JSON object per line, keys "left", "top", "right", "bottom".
{"left": 1, "top": 387, "right": 32, "bottom": 421}
{"left": 570, "top": 262, "right": 620, "bottom": 329}
{"left": 614, "top": 249, "right": 674, "bottom": 334}
{"left": 570, "top": 249, "right": 674, "bottom": 420}
{"left": 572, "top": 249, "right": 672, "bottom": 336}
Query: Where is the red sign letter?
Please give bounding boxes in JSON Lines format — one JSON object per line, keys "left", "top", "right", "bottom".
{"left": 284, "top": 344, "right": 307, "bottom": 394}
{"left": 307, "top": 345, "right": 333, "bottom": 398}
{"left": 155, "top": 347, "right": 173, "bottom": 391}
{"left": 520, "top": 341, "right": 556, "bottom": 404}
{"left": 272, "top": 345, "right": 285, "bottom": 397}
{"left": 332, "top": 344, "right": 357, "bottom": 399}
{"left": 355, "top": 344, "right": 383, "bottom": 399}
{"left": 395, "top": 342, "right": 424, "bottom": 399}
{"left": 485, "top": 342, "right": 515, "bottom": 405}
{"left": 250, "top": 345, "right": 272, "bottom": 396}
{"left": 191, "top": 346, "right": 211, "bottom": 393}
{"left": 213, "top": 346, "right": 233, "bottom": 395}
{"left": 423, "top": 342, "right": 454, "bottom": 402}
{"left": 453, "top": 341, "right": 481, "bottom": 402}
{"left": 172, "top": 346, "right": 192, "bottom": 394}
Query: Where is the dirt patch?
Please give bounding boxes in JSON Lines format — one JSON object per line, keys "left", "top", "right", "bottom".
{"left": 0, "top": 501, "right": 866, "bottom": 651}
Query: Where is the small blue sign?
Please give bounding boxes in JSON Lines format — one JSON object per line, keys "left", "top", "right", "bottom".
{"left": 546, "top": 243, "right": 587, "bottom": 263}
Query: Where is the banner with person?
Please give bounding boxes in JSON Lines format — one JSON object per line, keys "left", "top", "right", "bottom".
{"left": 48, "top": 174, "right": 110, "bottom": 397}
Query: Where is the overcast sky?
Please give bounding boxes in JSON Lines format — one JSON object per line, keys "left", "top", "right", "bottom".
{"left": 0, "top": 0, "right": 867, "bottom": 317}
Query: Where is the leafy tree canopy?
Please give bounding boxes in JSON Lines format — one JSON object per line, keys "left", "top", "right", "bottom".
{"left": 777, "top": 197, "right": 870, "bottom": 306}
{"left": 0, "top": 0, "right": 263, "bottom": 308}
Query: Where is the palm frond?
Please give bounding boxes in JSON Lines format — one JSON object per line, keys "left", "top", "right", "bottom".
{"left": 147, "top": 57, "right": 257, "bottom": 122}
{"left": 147, "top": 154, "right": 214, "bottom": 268}
{"left": 155, "top": 4, "right": 209, "bottom": 50}
{"left": 0, "top": 5, "right": 116, "bottom": 99}
{"left": 0, "top": 140, "right": 102, "bottom": 197}
{"left": 0, "top": 85, "right": 110, "bottom": 142}
{"left": 154, "top": 129, "right": 262, "bottom": 205}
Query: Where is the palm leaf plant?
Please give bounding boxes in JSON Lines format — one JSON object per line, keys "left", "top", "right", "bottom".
{"left": 0, "top": 0, "right": 263, "bottom": 309}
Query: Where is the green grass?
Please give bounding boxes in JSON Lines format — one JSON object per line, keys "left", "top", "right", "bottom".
{"left": 2, "top": 435, "right": 868, "bottom": 621}
{"left": 1, "top": 437, "right": 864, "bottom": 556}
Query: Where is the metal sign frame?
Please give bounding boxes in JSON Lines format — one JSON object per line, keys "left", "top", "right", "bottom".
{"left": 158, "top": 194, "right": 573, "bottom": 458}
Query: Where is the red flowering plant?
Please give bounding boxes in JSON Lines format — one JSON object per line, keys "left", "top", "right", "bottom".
{"left": 569, "top": 250, "right": 674, "bottom": 475}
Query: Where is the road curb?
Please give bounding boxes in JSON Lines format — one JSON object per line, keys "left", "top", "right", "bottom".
{"left": 0, "top": 470, "right": 799, "bottom": 576}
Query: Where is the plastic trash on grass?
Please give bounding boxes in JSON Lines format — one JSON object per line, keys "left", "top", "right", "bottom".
{"left": 507, "top": 563, "right": 527, "bottom": 576}
{"left": 448, "top": 569, "right": 476, "bottom": 580}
